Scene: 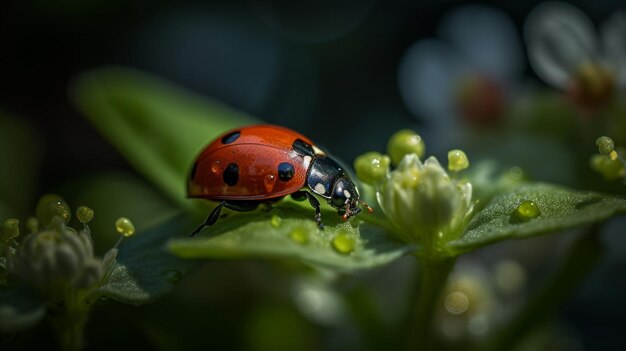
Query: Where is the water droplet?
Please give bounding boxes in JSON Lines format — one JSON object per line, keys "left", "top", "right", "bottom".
{"left": 211, "top": 160, "right": 221, "bottom": 174}
{"left": 271, "top": 214, "right": 282, "bottom": 228}
{"left": 332, "top": 232, "right": 355, "bottom": 254}
{"left": 444, "top": 291, "right": 469, "bottom": 315}
{"left": 290, "top": 227, "right": 309, "bottom": 244}
{"left": 264, "top": 174, "right": 276, "bottom": 193}
{"left": 514, "top": 200, "right": 540, "bottom": 220}
{"left": 162, "top": 270, "right": 182, "bottom": 284}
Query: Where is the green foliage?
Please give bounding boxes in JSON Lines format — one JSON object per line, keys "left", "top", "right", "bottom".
{"left": 95, "top": 215, "right": 194, "bottom": 305}
{"left": 448, "top": 183, "right": 626, "bottom": 254}
{"left": 72, "top": 66, "right": 255, "bottom": 209}
{"left": 170, "top": 203, "right": 411, "bottom": 272}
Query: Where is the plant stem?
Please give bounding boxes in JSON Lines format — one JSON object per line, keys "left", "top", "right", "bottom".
{"left": 405, "top": 256, "right": 456, "bottom": 350}
{"left": 50, "top": 293, "right": 90, "bottom": 351}
{"left": 477, "top": 225, "right": 604, "bottom": 351}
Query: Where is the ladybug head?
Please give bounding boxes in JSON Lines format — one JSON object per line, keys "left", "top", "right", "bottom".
{"left": 330, "top": 178, "right": 372, "bottom": 220}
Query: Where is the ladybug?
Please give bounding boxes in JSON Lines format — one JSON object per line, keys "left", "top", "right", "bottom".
{"left": 188, "top": 124, "right": 372, "bottom": 236}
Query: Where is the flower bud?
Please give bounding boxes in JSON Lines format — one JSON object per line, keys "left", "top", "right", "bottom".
{"left": 76, "top": 206, "right": 94, "bottom": 224}
{"left": 1, "top": 219, "right": 20, "bottom": 244}
{"left": 447, "top": 149, "right": 470, "bottom": 172}
{"left": 387, "top": 130, "right": 426, "bottom": 166}
{"left": 590, "top": 153, "right": 625, "bottom": 180}
{"left": 115, "top": 217, "right": 135, "bottom": 237}
{"left": 596, "top": 136, "right": 615, "bottom": 155}
{"left": 376, "top": 154, "right": 473, "bottom": 249}
{"left": 354, "top": 152, "right": 391, "bottom": 185}
{"left": 36, "top": 194, "right": 71, "bottom": 227}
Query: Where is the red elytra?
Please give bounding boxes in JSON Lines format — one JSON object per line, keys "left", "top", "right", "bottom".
{"left": 187, "top": 124, "right": 371, "bottom": 236}
{"left": 188, "top": 124, "right": 316, "bottom": 201}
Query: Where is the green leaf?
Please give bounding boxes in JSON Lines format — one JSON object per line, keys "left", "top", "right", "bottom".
{"left": 71, "top": 66, "right": 255, "bottom": 209}
{"left": 0, "top": 286, "right": 45, "bottom": 333}
{"left": 448, "top": 183, "right": 626, "bottom": 254}
{"left": 94, "top": 215, "right": 195, "bottom": 305}
{"left": 169, "top": 202, "right": 412, "bottom": 272}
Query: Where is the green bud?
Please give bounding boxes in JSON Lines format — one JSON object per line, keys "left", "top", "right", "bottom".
{"left": 115, "top": 217, "right": 135, "bottom": 237}
{"left": 354, "top": 152, "right": 391, "bottom": 185}
{"left": 76, "top": 206, "right": 94, "bottom": 224}
{"left": 36, "top": 194, "right": 71, "bottom": 226}
{"left": 596, "top": 136, "right": 615, "bottom": 155}
{"left": 26, "top": 217, "right": 39, "bottom": 234}
{"left": 377, "top": 154, "right": 473, "bottom": 247}
{"left": 590, "top": 154, "right": 625, "bottom": 180}
{"left": 447, "top": 149, "right": 470, "bottom": 172}
{"left": 387, "top": 130, "right": 426, "bottom": 166}
{"left": 0, "top": 219, "right": 20, "bottom": 244}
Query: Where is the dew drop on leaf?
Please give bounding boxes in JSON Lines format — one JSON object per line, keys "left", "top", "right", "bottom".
{"left": 332, "top": 232, "right": 355, "bottom": 254}
{"left": 270, "top": 214, "right": 282, "bottom": 228}
{"left": 290, "top": 227, "right": 309, "bottom": 244}
{"left": 514, "top": 200, "right": 540, "bottom": 220}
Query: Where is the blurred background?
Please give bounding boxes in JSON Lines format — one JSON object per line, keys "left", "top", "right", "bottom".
{"left": 2, "top": 0, "right": 626, "bottom": 350}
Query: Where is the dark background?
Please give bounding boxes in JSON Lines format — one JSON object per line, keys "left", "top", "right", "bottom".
{"left": 1, "top": 0, "right": 623, "bottom": 192}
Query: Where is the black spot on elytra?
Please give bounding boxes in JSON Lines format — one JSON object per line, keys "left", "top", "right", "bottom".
{"left": 221, "top": 131, "right": 241, "bottom": 144}
{"left": 223, "top": 163, "right": 239, "bottom": 186}
{"left": 189, "top": 162, "right": 198, "bottom": 180}
{"left": 278, "top": 162, "right": 295, "bottom": 181}
{"left": 292, "top": 139, "right": 315, "bottom": 156}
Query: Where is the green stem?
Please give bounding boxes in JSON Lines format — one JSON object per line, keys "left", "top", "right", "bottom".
{"left": 50, "top": 293, "right": 90, "bottom": 351}
{"left": 405, "top": 255, "right": 456, "bottom": 350}
{"left": 477, "top": 225, "right": 604, "bottom": 351}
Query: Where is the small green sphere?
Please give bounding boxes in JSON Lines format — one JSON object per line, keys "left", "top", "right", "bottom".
{"left": 387, "top": 130, "right": 425, "bottom": 166}
{"left": 447, "top": 149, "right": 470, "bottom": 172}
{"left": 290, "top": 227, "right": 309, "bottom": 244}
{"left": 1, "top": 218, "right": 20, "bottom": 243}
{"left": 332, "top": 232, "right": 355, "bottom": 254}
{"left": 354, "top": 152, "right": 391, "bottom": 185}
{"left": 76, "top": 206, "right": 94, "bottom": 224}
{"left": 115, "top": 217, "right": 135, "bottom": 237}
{"left": 515, "top": 200, "right": 540, "bottom": 220}
{"left": 596, "top": 136, "right": 615, "bottom": 155}
{"left": 590, "top": 154, "right": 625, "bottom": 180}
{"left": 36, "top": 194, "right": 71, "bottom": 225}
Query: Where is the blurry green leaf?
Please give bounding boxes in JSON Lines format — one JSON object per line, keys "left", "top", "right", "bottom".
{"left": 169, "top": 203, "right": 412, "bottom": 272}
{"left": 0, "top": 286, "right": 45, "bottom": 333}
{"left": 72, "top": 66, "right": 255, "bottom": 209}
{"left": 448, "top": 183, "right": 626, "bottom": 254}
{"left": 59, "top": 173, "right": 178, "bottom": 255}
{"left": 94, "top": 215, "right": 195, "bottom": 305}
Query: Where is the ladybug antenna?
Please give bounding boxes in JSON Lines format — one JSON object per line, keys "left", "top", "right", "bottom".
{"left": 359, "top": 200, "right": 373, "bottom": 214}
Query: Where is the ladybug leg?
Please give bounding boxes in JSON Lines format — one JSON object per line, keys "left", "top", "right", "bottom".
{"left": 190, "top": 201, "right": 227, "bottom": 237}
{"left": 294, "top": 191, "right": 324, "bottom": 229}
{"left": 291, "top": 191, "right": 308, "bottom": 202}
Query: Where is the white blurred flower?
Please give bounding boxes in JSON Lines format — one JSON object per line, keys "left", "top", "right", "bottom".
{"left": 525, "top": 2, "right": 626, "bottom": 109}
{"left": 376, "top": 154, "right": 473, "bottom": 249}
{"left": 398, "top": 5, "right": 523, "bottom": 155}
